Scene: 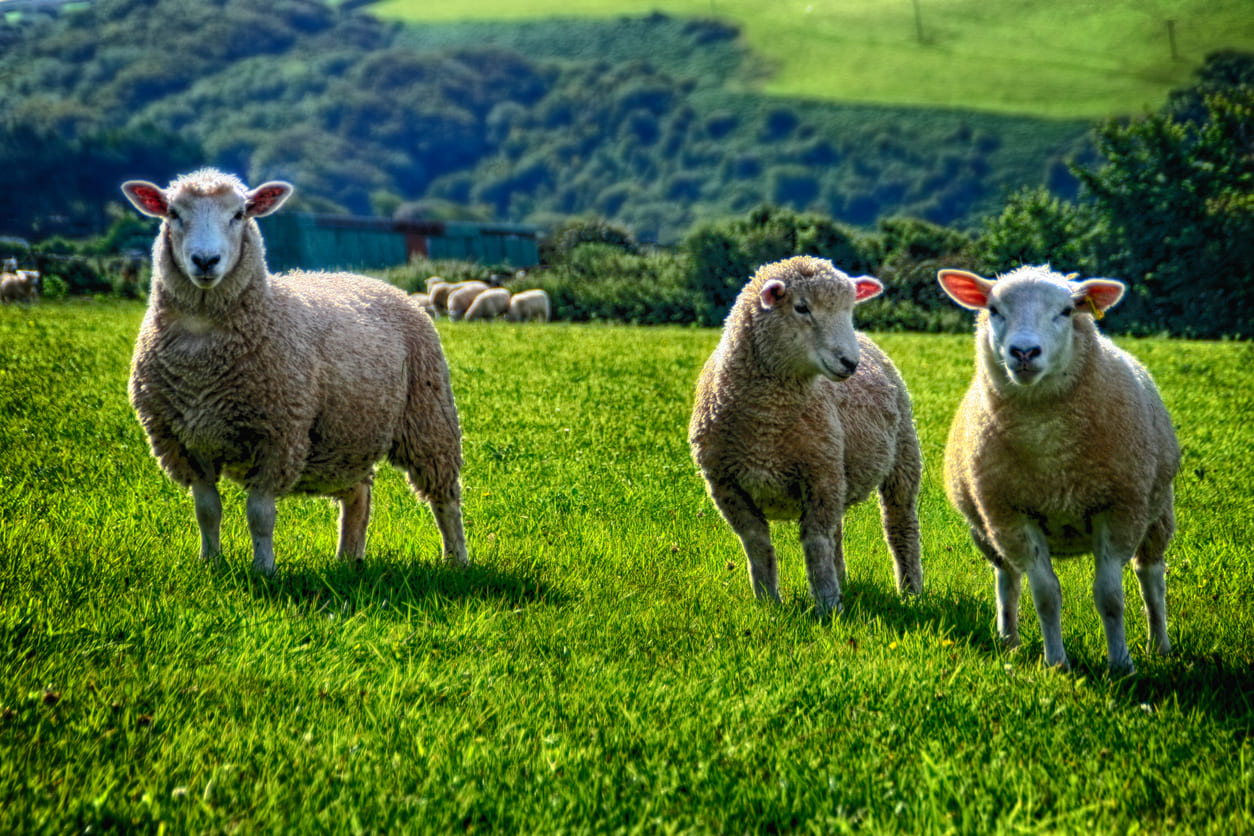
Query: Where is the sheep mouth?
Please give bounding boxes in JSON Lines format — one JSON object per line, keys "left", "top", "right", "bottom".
{"left": 818, "top": 358, "right": 854, "bottom": 382}
{"left": 188, "top": 272, "right": 222, "bottom": 290}
{"left": 1006, "top": 364, "right": 1044, "bottom": 385}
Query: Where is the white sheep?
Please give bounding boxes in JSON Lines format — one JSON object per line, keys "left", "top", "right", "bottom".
{"left": 425, "top": 275, "right": 445, "bottom": 293}
{"left": 122, "top": 168, "right": 468, "bottom": 574}
{"left": 507, "top": 288, "right": 551, "bottom": 323}
{"left": 1, "top": 269, "right": 40, "bottom": 303}
{"left": 447, "top": 281, "right": 489, "bottom": 321}
{"left": 690, "top": 255, "right": 924, "bottom": 616}
{"left": 464, "top": 287, "right": 510, "bottom": 321}
{"left": 938, "top": 265, "right": 1179, "bottom": 672}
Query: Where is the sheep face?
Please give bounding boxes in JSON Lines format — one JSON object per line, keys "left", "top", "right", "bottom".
{"left": 754, "top": 259, "right": 883, "bottom": 382}
{"left": 122, "top": 170, "right": 292, "bottom": 291}
{"left": 939, "top": 266, "right": 1126, "bottom": 387}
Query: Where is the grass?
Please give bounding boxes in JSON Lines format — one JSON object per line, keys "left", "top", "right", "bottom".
{"left": 373, "top": 0, "right": 1254, "bottom": 119}
{"left": 2, "top": 299, "right": 1253, "bottom": 831}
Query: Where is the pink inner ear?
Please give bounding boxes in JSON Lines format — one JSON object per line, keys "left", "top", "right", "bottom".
{"left": 759, "top": 279, "right": 787, "bottom": 309}
{"left": 1083, "top": 280, "right": 1125, "bottom": 312}
{"left": 938, "top": 270, "right": 991, "bottom": 310}
{"left": 246, "top": 184, "right": 290, "bottom": 217}
{"left": 125, "top": 184, "right": 168, "bottom": 217}
{"left": 854, "top": 277, "right": 883, "bottom": 302}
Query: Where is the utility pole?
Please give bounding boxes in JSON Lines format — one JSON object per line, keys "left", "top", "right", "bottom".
{"left": 912, "top": 0, "right": 925, "bottom": 44}
{"left": 1166, "top": 19, "right": 1179, "bottom": 61}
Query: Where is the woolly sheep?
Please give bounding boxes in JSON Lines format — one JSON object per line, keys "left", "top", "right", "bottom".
{"left": 1, "top": 258, "right": 16, "bottom": 272}
{"left": 1, "top": 269, "right": 40, "bottom": 303}
{"left": 122, "top": 168, "right": 467, "bottom": 574}
{"left": 429, "top": 281, "right": 454, "bottom": 314}
{"left": 464, "top": 287, "right": 510, "bottom": 321}
{"left": 689, "top": 255, "right": 924, "bottom": 616}
{"left": 507, "top": 288, "right": 551, "bottom": 323}
{"left": 424, "top": 275, "right": 444, "bottom": 292}
{"left": 938, "top": 265, "right": 1179, "bottom": 673}
{"left": 447, "top": 281, "right": 489, "bottom": 321}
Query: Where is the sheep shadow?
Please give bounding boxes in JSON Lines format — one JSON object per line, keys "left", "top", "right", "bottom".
{"left": 227, "top": 552, "right": 568, "bottom": 618}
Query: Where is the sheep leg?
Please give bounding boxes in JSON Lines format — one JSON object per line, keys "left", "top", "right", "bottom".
{"left": 335, "top": 478, "right": 372, "bottom": 562}
{"left": 429, "top": 493, "right": 468, "bottom": 567}
{"left": 246, "top": 490, "right": 278, "bottom": 575}
{"left": 800, "top": 505, "right": 843, "bottom": 617}
{"left": 994, "top": 564, "right": 1022, "bottom": 648}
{"left": 1093, "top": 544, "right": 1135, "bottom": 674}
{"left": 832, "top": 520, "right": 847, "bottom": 587}
{"left": 191, "top": 480, "right": 222, "bottom": 563}
{"left": 1134, "top": 502, "right": 1173, "bottom": 656}
{"left": 880, "top": 491, "right": 922, "bottom": 596}
{"left": 709, "top": 484, "right": 779, "bottom": 605}
{"left": 1016, "top": 527, "right": 1069, "bottom": 670}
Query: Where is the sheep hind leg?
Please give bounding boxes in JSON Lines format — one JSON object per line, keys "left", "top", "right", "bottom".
{"left": 246, "top": 490, "right": 278, "bottom": 576}
{"left": 335, "top": 476, "right": 372, "bottom": 563}
{"left": 192, "top": 480, "right": 222, "bottom": 563}
{"left": 429, "top": 491, "right": 468, "bottom": 567}
{"left": 1134, "top": 503, "right": 1173, "bottom": 657}
{"left": 879, "top": 488, "right": 922, "bottom": 596}
{"left": 1093, "top": 546, "right": 1135, "bottom": 675}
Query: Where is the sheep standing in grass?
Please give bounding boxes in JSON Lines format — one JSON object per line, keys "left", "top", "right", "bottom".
{"left": 938, "top": 265, "right": 1178, "bottom": 672}
{"left": 690, "top": 256, "right": 923, "bottom": 616}
{"left": 464, "top": 287, "right": 510, "bottom": 321}
{"left": 447, "top": 281, "right": 489, "bottom": 321}
{"left": 507, "top": 288, "right": 550, "bottom": 323}
{"left": 122, "top": 168, "right": 467, "bottom": 574}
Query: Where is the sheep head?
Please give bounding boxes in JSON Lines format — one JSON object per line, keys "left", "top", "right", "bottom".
{"left": 750, "top": 255, "right": 882, "bottom": 382}
{"left": 938, "top": 265, "right": 1125, "bottom": 387}
{"left": 122, "top": 169, "right": 292, "bottom": 291}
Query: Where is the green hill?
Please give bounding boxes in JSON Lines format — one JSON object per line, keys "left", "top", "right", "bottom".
{"left": 374, "top": 0, "right": 1254, "bottom": 119}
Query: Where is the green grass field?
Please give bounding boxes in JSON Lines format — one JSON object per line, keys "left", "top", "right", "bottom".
{"left": 2, "top": 300, "right": 1253, "bottom": 831}
{"left": 374, "top": 0, "right": 1254, "bottom": 118}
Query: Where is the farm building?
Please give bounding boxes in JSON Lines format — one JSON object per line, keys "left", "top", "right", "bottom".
{"left": 259, "top": 213, "right": 541, "bottom": 272}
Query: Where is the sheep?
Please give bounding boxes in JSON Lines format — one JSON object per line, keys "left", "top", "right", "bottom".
{"left": 429, "top": 280, "right": 454, "bottom": 314}
{"left": 2, "top": 258, "right": 16, "bottom": 272}
{"left": 1, "top": 269, "right": 40, "bottom": 303}
{"left": 121, "top": 168, "right": 467, "bottom": 575}
{"left": 689, "top": 255, "right": 924, "bottom": 617}
{"left": 464, "top": 287, "right": 510, "bottom": 321}
{"left": 424, "top": 275, "right": 444, "bottom": 293}
{"left": 447, "top": 281, "right": 489, "bottom": 321}
{"left": 507, "top": 288, "right": 551, "bottom": 323}
{"left": 937, "top": 265, "right": 1179, "bottom": 673}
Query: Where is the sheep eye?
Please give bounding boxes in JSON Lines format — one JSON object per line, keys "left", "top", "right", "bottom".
{"left": 987, "top": 305, "right": 1000, "bottom": 318}
{"left": 167, "top": 210, "right": 180, "bottom": 223}
{"left": 794, "top": 302, "right": 810, "bottom": 315}
{"left": 233, "top": 210, "right": 245, "bottom": 222}
{"left": 1060, "top": 307, "right": 1074, "bottom": 318}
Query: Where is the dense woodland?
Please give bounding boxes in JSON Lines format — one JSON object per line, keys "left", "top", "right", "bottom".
{"left": 0, "top": 0, "right": 1251, "bottom": 337}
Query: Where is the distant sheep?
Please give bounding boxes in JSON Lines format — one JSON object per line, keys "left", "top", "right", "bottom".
{"left": 447, "top": 281, "right": 489, "bottom": 321}
{"left": 122, "top": 168, "right": 467, "bottom": 574}
{"left": 464, "top": 287, "right": 510, "bottom": 321}
{"left": 424, "top": 275, "right": 444, "bottom": 292}
{"left": 690, "top": 256, "right": 923, "bottom": 616}
{"left": 429, "top": 281, "right": 454, "bottom": 314}
{"left": 410, "top": 291, "right": 437, "bottom": 319}
{"left": 507, "top": 288, "right": 550, "bottom": 323}
{"left": 1, "top": 269, "right": 40, "bottom": 303}
{"left": 938, "top": 265, "right": 1178, "bottom": 672}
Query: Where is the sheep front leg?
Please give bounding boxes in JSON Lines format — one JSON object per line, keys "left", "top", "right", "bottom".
{"left": 246, "top": 490, "right": 278, "bottom": 575}
{"left": 994, "top": 564, "right": 1022, "bottom": 648}
{"left": 800, "top": 503, "right": 843, "bottom": 618}
{"left": 191, "top": 480, "right": 222, "bottom": 563}
{"left": 1008, "top": 525, "right": 1069, "bottom": 669}
{"left": 336, "top": 477, "right": 372, "bottom": 562}
{"left": 708, "top": 482, "right": 779, "bottom": 605}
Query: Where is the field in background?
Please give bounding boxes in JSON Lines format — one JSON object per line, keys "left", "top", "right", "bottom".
{"left": 375, "top": 0, "right": 1254, "bottom": 118}
{"left": 2, "top": 301, "right": 1252, "bottom": 830}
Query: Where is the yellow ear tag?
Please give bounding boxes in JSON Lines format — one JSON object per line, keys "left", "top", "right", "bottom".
{"left": 1086, "top": 296, "right": 1104, "bottom": 320}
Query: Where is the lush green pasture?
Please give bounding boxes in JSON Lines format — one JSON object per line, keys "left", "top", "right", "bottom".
{"left": 2, "top": 300, "right": 1252, "bottom": 832}
{"left": 374, "top": 0, "right": 1254, "bottom": 119}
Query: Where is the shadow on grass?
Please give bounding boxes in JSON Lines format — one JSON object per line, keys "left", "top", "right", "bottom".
{"left": 221, "top": 552, "right": 570, "bottom": 617}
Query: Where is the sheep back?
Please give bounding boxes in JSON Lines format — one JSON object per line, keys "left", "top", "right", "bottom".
{"left": 464, "top": 287, "right": 510, "bottom": 321}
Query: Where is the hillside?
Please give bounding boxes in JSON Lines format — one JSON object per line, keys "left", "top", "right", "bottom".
{"left": 375, "top": 0, "right": 1254, "bottom": 119}
{"left": 0, "top": 0, "right": 1094, "bottom": 243}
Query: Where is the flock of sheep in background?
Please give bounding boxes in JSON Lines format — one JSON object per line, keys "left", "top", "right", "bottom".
{"left": 412, "top": 278, "right": 550, "bottom": 323}
{"left": 107, "top": 168, "right": 1181, "bottom": 675}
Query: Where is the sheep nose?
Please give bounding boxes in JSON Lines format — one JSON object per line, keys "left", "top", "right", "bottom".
{"left": 1009, "top": 344, "right": 1041, "bottom": 363}
{"left": 191, "top": 253, "right": 220, "bottom": 272}
{"left": 840, "top": 357, "right": 858, "bottom": 375}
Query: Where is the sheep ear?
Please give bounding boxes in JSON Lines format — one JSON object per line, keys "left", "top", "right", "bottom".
{"left": 759, "top": 279, "right": 788, "bottom": 309}
{"left": 1072, "top": 278, "right": 1126, "bottom": 317}
{"left": 938, "top": 269, "right": 994, "bottom": 310}
{"left": 245, "top": 181, "right": 294, "bottom": 218}
{"left": 122, "top": 181, "right": 169, "bottom": 218}
{"left": 853, "top": 276, "right": 883, "bottom": 303}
